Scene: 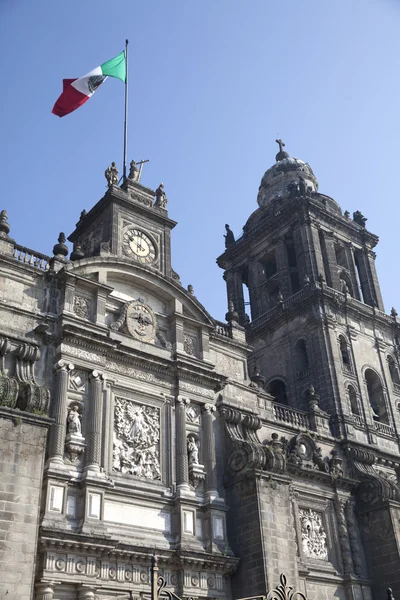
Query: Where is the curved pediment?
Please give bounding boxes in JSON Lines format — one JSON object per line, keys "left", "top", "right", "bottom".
{"left": 64, "top": 255, "right": 215, "bottom": 328}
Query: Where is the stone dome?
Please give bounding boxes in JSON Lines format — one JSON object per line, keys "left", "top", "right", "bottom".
{"left": 257, "top": 150, "right": 318, "bottom": 208}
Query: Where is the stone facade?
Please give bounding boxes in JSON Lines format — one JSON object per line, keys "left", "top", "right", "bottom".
{"left": 0, "top": 150, "right": 399, "bottom": 600}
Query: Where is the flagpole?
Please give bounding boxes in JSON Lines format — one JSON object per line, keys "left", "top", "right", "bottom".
{"left": 123, "top": 39, "right": 129, "bottom": 182}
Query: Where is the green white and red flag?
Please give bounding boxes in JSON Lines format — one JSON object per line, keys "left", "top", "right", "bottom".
{"left": 52, "top": 51, "right": 126, "bottom": 118}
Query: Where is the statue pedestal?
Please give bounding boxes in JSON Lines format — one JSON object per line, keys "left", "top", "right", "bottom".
{"left": 65, "top": 433, "right": 86, "bottom": 463}
{"left": 189, "top": 463, "right": 205, "bottom": 488}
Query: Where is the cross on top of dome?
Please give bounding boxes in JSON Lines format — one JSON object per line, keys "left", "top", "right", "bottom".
{"left": 275, "top": 138, "right": 289, "bottom": 162}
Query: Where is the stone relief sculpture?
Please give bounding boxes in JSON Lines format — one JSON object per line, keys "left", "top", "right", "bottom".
{"left": 110, "top": 299, "right": 157, "bottom": 343}
{"left": 73, "top": 296, "right": 90, "bottom": 319}
{"left": 113, "top": 398, "right": 161, "bottom": 480}
{"left": 299, "top": 508, "right": 328, "bottom": 561}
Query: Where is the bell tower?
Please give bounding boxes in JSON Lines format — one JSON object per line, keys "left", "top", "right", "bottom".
{"left": 68, "top": 161, "right": 177, "bottom": 279}
{"left": 217, "top": 142, "right": 400, "bottom": 441}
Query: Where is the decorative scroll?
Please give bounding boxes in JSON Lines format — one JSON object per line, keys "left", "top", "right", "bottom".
{"left": 299, "top": 508, "right": 328, "bottom": 560}
{"left": 113, "top": 398, "right": 161, "bottom": 480}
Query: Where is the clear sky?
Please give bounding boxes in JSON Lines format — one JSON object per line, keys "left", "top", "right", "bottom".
{"left": 1, "top": 0, "right": 399, "bottom": 321}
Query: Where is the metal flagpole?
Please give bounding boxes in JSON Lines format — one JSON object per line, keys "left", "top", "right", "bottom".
{"left": 123, "top": 39, "right": 129, "bottom": 182}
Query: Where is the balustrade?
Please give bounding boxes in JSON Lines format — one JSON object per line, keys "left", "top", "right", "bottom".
{"left": 273, "top": 403, "right": 310, "bottom": 429}
{"left": 12, "top": 244, "right": 50, "bottom": 270}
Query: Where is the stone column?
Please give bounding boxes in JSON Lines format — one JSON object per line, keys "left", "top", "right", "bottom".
{"left": 366, "top": 249, "right": 385, "bottom": 311}
{"left": 345, "top": 499, "right": 364, "bottom": 577}
{"left": 35, "top": 583, "right": 54, "bottom": 600}
{"left": 175, "top": 397, "right": 190, "bottom": 491}
{"left": 48, "top": 360, "right": 74, "bottom": 463}
{"left": 275, "top": 239, "right": 290, "bottom": 298}
{"left": 224, "top": 269, "right": 245, "bottom": 324}
{"left": 334, "top": 496, "right": 354, "bottom": 575}
{"left": 321, "top": 232, "right": 341, "bottom": 290}
{"left": 86, "top": 370, "right": 105, "bottom": 472}
{"left": 78, "top": 585, "right": 97, "bottom": 600}
{"left": 345, "top": 243, "right": 362, "bottom": 301}
{"left": 203, "top": 404, "right": 218, "bottom": 498}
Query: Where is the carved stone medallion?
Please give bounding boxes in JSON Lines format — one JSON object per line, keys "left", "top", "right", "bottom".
{"left": 111, "top": 299, "right": 157, "bottom": 342}
{"left": 113, "top": 398, "right": 161, "bottom": 480}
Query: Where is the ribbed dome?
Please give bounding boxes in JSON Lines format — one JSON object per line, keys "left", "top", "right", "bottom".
{"left": 257, "top": 154, "right": 318, "bottom": 208}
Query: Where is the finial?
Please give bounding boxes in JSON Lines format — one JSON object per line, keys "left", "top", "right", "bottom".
{"left": 187, "top": 284, "right": 195, "bottom": 296}
{"left": 80, "top": 209, "right": 87, "bottom": 220}
{"left": 224, "top": 224, "right": 235, "bottom": 248}
{"left": 52, "top": 232, "right": 69, "bottom": 258}
{"left": 0, "top": 210, "right": 10, "bottom": 236}
{"left": 275, "top": 138, "right": 289, "bottom": 162}
{"left": 250, "top": 364, "right": 266, "bottom": 389}
{"left": 306, "top": 385, "right": 320, "bottom": 411}
{"left": 344, "top": 210, "right": 350, "bottom": 219}
{"left": 70, "top": 240, "right": 85, "bottom": 262}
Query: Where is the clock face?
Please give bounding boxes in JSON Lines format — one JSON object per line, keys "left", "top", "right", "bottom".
{"left": 122, "top": 228, "right": 156, "bottom": 263}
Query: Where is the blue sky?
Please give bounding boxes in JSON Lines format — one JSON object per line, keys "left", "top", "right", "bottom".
{"left": 1, "top": 0, "right": 399, "bottom": 320}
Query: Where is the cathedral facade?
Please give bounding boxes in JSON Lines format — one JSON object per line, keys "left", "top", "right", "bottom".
{"left": 0, "top": 146, "right": 400, "bottom": 600}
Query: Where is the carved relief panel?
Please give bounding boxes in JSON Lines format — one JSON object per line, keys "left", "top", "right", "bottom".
{"left": 298, "top": 508, "right": 328, "bottom": 561}
{"left": 113, "top": 398, "right": 161, "bottom": 480}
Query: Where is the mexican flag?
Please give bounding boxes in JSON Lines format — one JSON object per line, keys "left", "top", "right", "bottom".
{"left": 52, "top": 51, "right": 126, "bottom": 118}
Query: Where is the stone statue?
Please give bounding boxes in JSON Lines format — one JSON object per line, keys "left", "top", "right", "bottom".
{"left": 105, "top": 162, "right": 119, "bottom": 187}
{"left": 67, "top": 405, "right": 82, "bottom": 435}
{"left": 155, "top": 183, "right": 168, "bottom": 208}
{"left": 128, "top": 160, "right": 139, "bottom": 181}
{"left": 353, "top": 210, "right": 367, "bottom": 227}
{"left": 187, "top": 435, "right": 199, "bottom": 465}
{"left": 288, "top": 181, "right": 299, "bottom": 199}
{"left": 187, "top": 284, "right": 195, "bottom": 296}
{"left": 298, "top": 176, "right": 307, "bottom": 196}
{"left": 224, "top": 224, "right": 235, "bottom": 248}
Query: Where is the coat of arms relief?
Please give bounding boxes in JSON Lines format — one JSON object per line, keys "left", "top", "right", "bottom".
{"left": 113, "top": 398, "right": 161, "bottom": 480}
{"left": 110, "top": 298, "right": 171, "bottom": 348}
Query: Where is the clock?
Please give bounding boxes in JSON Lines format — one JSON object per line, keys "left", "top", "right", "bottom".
{"left": 122, "top": 228, "right": 156, "bottom": 263}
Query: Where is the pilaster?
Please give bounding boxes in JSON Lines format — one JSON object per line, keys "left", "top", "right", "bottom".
{"left": 202, "top": 403, "right": 219, "bottom": 500}
{"left": 85, "top": 370, "right": 106, "bottom": 472}
{"left": 175, "top": 397, "right": 191, "bottom": 495}
{"left": 48, "top": 360, "right": 74, "bottom": 464}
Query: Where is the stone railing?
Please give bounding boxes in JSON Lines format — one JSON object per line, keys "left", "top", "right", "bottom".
{"left": 273, "top": 403, "right": 311, "bottom": 429}
{"left": 351, "top": 414, "right": 364, "bottom": 427}
{"left": 342, "top": 363, "right": 353, "bottom": 374}
{"left": 12, "top": 244, "right": 50, "bottom": 271}
{"left": 375, "top": 421, "right": 395, "bottom": 437}
{"left": 214, "top": 321, "right": 232, "bottom": 338}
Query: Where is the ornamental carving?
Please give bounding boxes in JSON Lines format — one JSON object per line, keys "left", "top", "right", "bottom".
{"left": 299, "top": 508, "right": 328, "bottom": 561}
{"left": 73, "top": 296, "right": 90, "bottom": 319}
{"left": 110, "top": 298, "right": 156, "bottom": 343}
{"left": 186, "top": 404, "right": 201, "bottom": 424}
{"left": 183, "top": 334, "right": 197, "bottom": 356}
{"left": 113, "top": 398, "right": 161, "bottom": 480}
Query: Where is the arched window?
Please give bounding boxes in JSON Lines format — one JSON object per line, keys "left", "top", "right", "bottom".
{"left": 266, "top": 379, "right": 288, "bottom": 405}
{"left": 347, "top": 385, "right": 359, "bottom": 415}
{"left": 365, "top": 369, "right": 388, "bottom": 423}
{"left": 388, "top": 356, "right": 400, "bottom": 385}
{"left": 295, "top": 340, "right": 309, "bottom": 373}
{"left": 339, "top": 336, "right": 351, "bottom": 371}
